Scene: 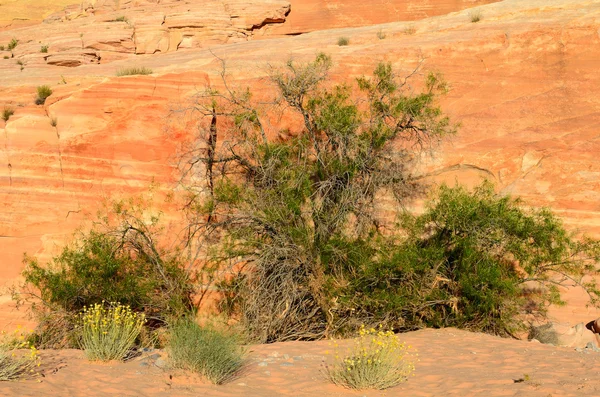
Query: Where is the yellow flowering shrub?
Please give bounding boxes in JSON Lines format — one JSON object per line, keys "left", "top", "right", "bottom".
{"left": 0, "top": 327, "right": 41, "bottom": 381}
{"left": 325, "top": 325, "right": 416, "bottom": 390}
{"left": 79, "top": 302, "right": 145, "bottom": 361}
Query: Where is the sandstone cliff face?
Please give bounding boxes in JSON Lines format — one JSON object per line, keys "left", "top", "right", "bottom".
{"left": 1, "top": 0, "right": 600, "bottom": 326}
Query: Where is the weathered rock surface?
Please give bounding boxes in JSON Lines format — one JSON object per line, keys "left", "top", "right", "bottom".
{"left": 2, "top": 0, "right": 600, "bottom": 328}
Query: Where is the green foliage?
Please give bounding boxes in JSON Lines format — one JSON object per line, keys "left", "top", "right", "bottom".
{"left": 341, "top": 182, "right": 600, "bottom": 335}
{"left": 168, "top": 319, "right": 245, "bottom": 384}
{"left": 337, "top": 37, "right": 350, "bottom": 46}
{"left": 2, "top": 107, "right": 14, "bottom": 122}
{"left": 116, "top": 67, "right": 153, "bottom": 76}
{"left": 7, "top": 38, "right": 18, "bottom": 51}
{"left": 19, "top": 198, "right": 195, "bottom": 347}
{"left": 182, "top": 54, "right": 456, "bottom": 342}
{"left": 326, "top": 325, "right": 415, "bottom": 390}
{"left": 79, "top": 303, "right": 145, "bottom": 361}
{"left": 35, "top": 85, "right": 52, "bottom": 105}
{"left": 113, "top": 16, "right": 128, "bottom": 22}
{"left": 40, "top": 45, "right": 48, "bottom": 53}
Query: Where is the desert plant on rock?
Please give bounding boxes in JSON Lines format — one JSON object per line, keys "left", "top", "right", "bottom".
{"left": 2, "top": 107, "right": 14, "bottom": 122}
{"left": 116, "top": 66, "right": 153, "bottom": 76}
{"left": 337, "top": 37, "right": 350, "bottom": 46}
{"left": 35, "top": 85, "right": 52, "bottom": 105}
{"left": 168, "top": 319, "right": 245, "bottom": 384}
{"left": 7, "top": 38, "right": 18, "bottom": 51}
{"left": 469, "top": 10, "right": 482, "bottom": 23}
{"left": 40, "top": 45, "right": 48, "bottom": 53}
{"left": 325, "top": 325, "right": 415, "bottom": 390}
{"left": 79, "top": 302, "right": 146, "bottom": 361}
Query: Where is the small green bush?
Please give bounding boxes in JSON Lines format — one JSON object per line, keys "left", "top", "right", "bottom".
{"left": 35, "top": 85, "right": 52, "bottom": 105}
{"left": 469, "top": 10, "right": 482, "bottom": 23}
{"left": 7, "top": 38, "right": 18, "bottom": 51}
{"left": 2, "top": 107, "right": 14, "bottom": 122}
{"left": 326, "top": 325, "right": 415, "bottom": 390}
{"left": 337, "top": 37, "right": 350, "bottom": 46}
{"left": 168, "top": 320, "right": 245, "bottom": 385}
{"left": 114, "top": 16, "right": 128, "bottom": 22}
{"left": 40, "top": 45, "right": 48, "bottom": 53}
{"left": 79, "top": 302, "right": 145, "bottom": 361}
{"left": 116, "top": 66, "right": 153, "bottom": 76}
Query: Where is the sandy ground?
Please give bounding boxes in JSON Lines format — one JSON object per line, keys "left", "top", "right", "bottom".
{"left": 2, "top": 328, "right": 600, "bottom": 396}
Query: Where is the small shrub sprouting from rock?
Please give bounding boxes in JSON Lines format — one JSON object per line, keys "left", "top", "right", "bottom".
{"left": 113, "top": 16, "right": 128, "bottom": 22}
{"left": 79, "top": 302, "right": 146, "bottom": 362}
{"left": 40, "top": 45, "right": 48, "bottom": 53}
{"left": 50, "top": 117, "right": 58, "bottom": 127}
{"left": 337, "top": 36, "right": 350, "bottom": 46}
{"left": 35, "top": 85, "right": 53, "bottom": 105}
{"left": 325, "top": 325, "right": 416, "bottom": 390}
{"left": 168, "top": 319, "right": 245, "bottom": 385}
{"left": 116, "top": 67, "right": 153, "bottom": 76}
{"left": 2, "top": 107, "right": 14, "bottom": 122}
{"left": 0, "top": 45, "right": 4, "bottom": 51}
{"left": 469, "top": 10, "right": 482, "bottom": 23}
{"left": 376, "top": 30, "right": 386, "bottom": 40}
{"left": 7, "top": 38, "right": 18, "bottom": 51}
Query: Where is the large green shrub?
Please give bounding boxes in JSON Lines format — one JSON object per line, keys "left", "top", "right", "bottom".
{"left": 340, "top": 182, "right": 600, "bottom": 336}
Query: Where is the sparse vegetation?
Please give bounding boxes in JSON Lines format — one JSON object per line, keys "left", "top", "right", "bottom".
{"left": 470, "top": 10, "right": 482, "bottom": 23}
{"left": 377, "top": 30, "right": 386, "bottom": 40}
{"left": 35, "top": 85, "right": 53, "bottom": 105}
{"left": 0, "top": 45, "right": 4, "bottom": 51}
{"left": 337, "top": 36, "right": 350, "bottom": 46}
{"left": 7, "top": 38, "right": 18, "bottom": 51}
{"left": 3, "top": 56, "right": 8, "bottom": 60}
{"left": 2, "top": 107, "right": 14, "bottom": 122}
{"left": 403, "top": 25, "right": 416, "bottom": 35}
{"left": 114, "top": 15, "right": 128, "bottom": 22}
{"left": 50, "top": 117, "right": 58, "bottom": 127}
{"left": 79, "top": 302, "right": 146, "bottom": 361}
{"left": 168, "top": 319, "right": 245, "bottom": 384}
{"left": 326, "top": 325, "right": 415, "bottom": 390}
{"left": 40, "top": 45, "right": 48, "bottom": 53}
{"left": 116, "top": 66, "right": 153, "bottom": 76}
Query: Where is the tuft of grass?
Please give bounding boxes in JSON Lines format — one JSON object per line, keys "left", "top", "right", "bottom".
{"left": 16, "top": 60, "right": 23, "bottom": 66}
{"left": 325, "top": 325, "right": 416, "bottom": 390}
{"left": 403, "top": 25, "right": 416, "bottom": 35}
{"left": 35, "top": 85, "right": 53, "bottom": 105}
{"left": 469, "top": 10, "right": 482, "bottom": 23}
{"left": 2, "top": 56, "right": 7, "bottom": 60}
{"left": 376, "top": 30, "right": 386, "bottom": 40}
{"left": 113, "top": 15, "right": 128, "bottom": 22}
{"left": 50, "top": 117, "right": 58, "bottom": 127}
{"left": 116, "top": 66, "right": 153, "bottom": 76}
{"left": 0, "top": 328, "right": 42, "bottom": 381}
{"left": 7, "top": 38, "right": 18, "bottom": 51}
{"left": 337, "top": 37, "right": 350, "bottom": 46}
{"left": 2, "top": 107, "right": 14, "bottom": 122}
{"left": 40, "top": 45, "right": 48, "bottom": 53}
{"left": 78, "top": 302, "right": 146, "bottom": 362}
{"left": 168, "top": 319, "right": 245, "bottom": 385}
{"left": 0, "top": 45, "right": 4, "bottom": 51}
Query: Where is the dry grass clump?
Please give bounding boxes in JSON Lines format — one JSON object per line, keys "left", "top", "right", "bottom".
{"left": 0, "top": 328, "right": 41, "bottom": 381}
{"left": 79, "top": 302, "right": 145, "bottom": 361}
{"left": 325, "top": 325, "right": 416, "bottom": 390}
{"left": 116, "top": 66, "right": 153, "bottom": 76}
{"left": 35, "top": 85, "right": 53, "bottom": 105}
{"left": 337, "top": 37, "right": 350, "bottom": 46}
{"left": 2, "top": 107, "right": 14, "bottom": 122}
{"left": 469, "top": 10, "right": 483, "bottom": 23}
{"left": 168, "top": 319, "right": 245, "bottom": 385}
